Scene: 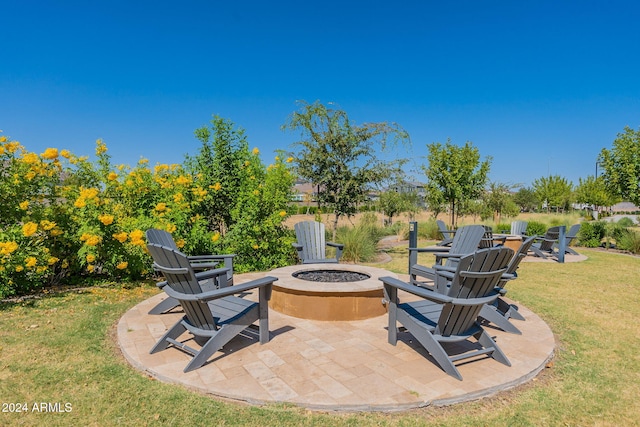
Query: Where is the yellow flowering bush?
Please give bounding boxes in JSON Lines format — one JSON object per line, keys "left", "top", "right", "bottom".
{"left": 0, "top": 123, "right": 296, "bottom": 297}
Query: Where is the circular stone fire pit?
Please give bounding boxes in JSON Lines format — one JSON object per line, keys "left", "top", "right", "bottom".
{"left": 268, "top": 264, "right": 397, "bottom": 321}
{"left": 292, "top": 269, "right": 370, "bottom": 282}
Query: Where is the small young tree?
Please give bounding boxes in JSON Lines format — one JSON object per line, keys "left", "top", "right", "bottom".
{"left": 378, "top": 190, "right": 419, "bottom": 225}
{"left": 283, "top": 100, "right": 409, "bottom": 238}
{"left": 599, "top": 126, "right": 640, "bottom": 206}
{"left": 482, "top": 182, "right": 520, "bottom": 224}
{"left": 513, "top": 187, "right": 539, "bottom": 212}
{"left": 422, "top": 140, "right": 491, "bottom": 228}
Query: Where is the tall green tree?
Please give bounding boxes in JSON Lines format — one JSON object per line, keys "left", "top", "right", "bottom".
{"left": 532, "top": 175, "right": 574, "bottom": 212}
{"left": 283, "top": 100, "right": 409, "bottom": 237}
{"left": 422, "top": 140, "right": 491, "bottom": 228}
{"left": 574, "top": 175, "right": 619, "bottom": 213}
{"left": 599, "top": 126, "right": 640, "bottom": 206}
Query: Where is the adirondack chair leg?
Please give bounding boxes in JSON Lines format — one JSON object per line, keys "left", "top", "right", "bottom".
{"left": 384, "top": 285, "right": 398, "bottom": 345}
{"left": 474, "top": 329, "right": 511, "bottom": 367}
{"left": 258, "top": 287, "right": 270, "bottom": 344}
{"left": 184, "top": 321, "right": 257, "bottom": 372}
{"left": 479, "top": 304, "right": 522, "bottom": 335}
{"left": 529, "top": 246, "right": 548, "bottom": 259}
{"left": 416, "top": 330, "right": 463, "bottom": 381}
{"left": 184, "top": 337, "right": 222, "bottom": 373}
{"left": 496, "top": 298, "right": 526, "bottom": 321}
{"left": 399, "top": 311, "right": 464, "bottom": 381}
{"left": 148, "top": 296, "right": 180, "bottom": 315}
{"left": 151, "top": 321, "right": 187, "bottom": 353}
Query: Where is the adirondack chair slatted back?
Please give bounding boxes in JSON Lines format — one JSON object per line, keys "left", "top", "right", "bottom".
{"left": 565, "top": 224, "right": 581, "bottom": 244}
{"left": 448, "top": 247, "right": 513, "bottom": 299}
{"left": 478, "top": 225, "right": 495, "bottom": 248}
{"left": 443, "top": 225, "right": 486, "bottom": 268}
{"left": 294, "top": 221, "right": 327, "bottom": 261}
{"left": 500, "top": 235, "right": 536, "bottom": 285}
{"left": 436, "top": 247, "right": 512, "bottom": 337}
{"left": 511, "top": 221, "right": 528, "bottom": 236}
{"left": 436, "top": 220, "right": 455, "bottom": 245}
{"left": 147, "top": 244, "right": 218, "bottom": 331}
{"left": 539, "top": 226, "right": 561, "bottom": 251}
{"left": 146, "top": 229, "right": 177, "bottom": 249}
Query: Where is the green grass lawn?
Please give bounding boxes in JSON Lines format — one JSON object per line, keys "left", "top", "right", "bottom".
{"left": 1, "top": 248, "right": 639, "bottom": 426}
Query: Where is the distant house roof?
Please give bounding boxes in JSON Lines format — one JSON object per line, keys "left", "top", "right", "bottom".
{"left": 610, "top": 202, "right": 640, "bottom": 212}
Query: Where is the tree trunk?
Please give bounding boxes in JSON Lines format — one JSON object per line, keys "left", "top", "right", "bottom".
{"left": 332, "top": 212, "right": 340, "bottom": 241}
{"left": 449, "top": 201, "right": 456, "bottom": 229}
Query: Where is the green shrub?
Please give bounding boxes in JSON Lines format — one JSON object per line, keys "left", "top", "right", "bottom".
{"left": 617, "top": 229, "right": 640, "bottom": 254}
{"left": 495, "top": 222, "right": 511, "bottom": 234}
{"left": 0, "top": 121, "right": 297, "bottom": 297}
{"left": 417, "top": 220, "right": 441, "bottom": 240}
{"left": 335, "top": 225, "right": 378, "bottom": 262}
{"left": 579, "top": 221, "right": 607, "bottom": 247}
{"left": 526, "top": 221, "right": 547, "bottom": 236}
{"left": 617, "top": 217, "right": 634, "bottom": 228}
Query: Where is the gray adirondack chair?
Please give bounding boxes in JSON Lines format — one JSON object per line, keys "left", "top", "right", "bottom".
{"left": 147, "top": 243, "right": 276, "bottom": 373}
{"left": 292, "top": 221, "right": 344, "bottom": 263}
{"left": 478, "top": 235, "right": 537, "bottom": 334}
{"left": 554, "top": 223, "right": 581, "bottom": 255}
{"left": 409, "top": 225, "right": 485, "bottom": 289}
{"left": 146, "top": 229, "right": 236, "bottom": 315}
{"left": 510, "top": 220, "right": 528, "bottom": 237}
{"left": 436, "top": 220, "right": 456, "bottom": 246}
{"left": 479, "top": 225, "right": 506, "bottom": 248}
{"left": 529, "top": 226, "right": 560, "bottom": 259}
{"left": 381, "top": 246, "right": 512, "bottom": 380}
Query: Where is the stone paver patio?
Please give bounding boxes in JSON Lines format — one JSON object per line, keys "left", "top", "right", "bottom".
{"left": 117, "top": 270, "right": 556, "bottom": 411}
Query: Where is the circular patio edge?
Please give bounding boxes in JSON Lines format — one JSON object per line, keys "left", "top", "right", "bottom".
{"left": 117, "top": 272, "right": 555, "bottom": 412}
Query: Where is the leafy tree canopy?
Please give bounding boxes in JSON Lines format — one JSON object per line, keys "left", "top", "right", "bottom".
{"left": 531, "top": 175, "right": 574, "bottom": 212}
{"left": 422, "top": 140, "right": 491, "bottom": 228}
{"left": 283, "top": 100, "right": 409, "bottom": 235}
{"left": 574, "top": 175, "right": 619, "bottom": 209}
{"left": 599, "top": 126, "right": 640, "bottom": 206}
{"left": 513, "top": 187, "right": 539, "bottom": 212}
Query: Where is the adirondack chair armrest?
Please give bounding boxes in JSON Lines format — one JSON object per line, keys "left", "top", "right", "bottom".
{"left": 449, "top": 291, "right": 501, "bottom": 306}
{"left": 187, "top": 261, "right": 220, "bottom": 271}
{"left": 189, "top": 267, "right": 231, "bottom": 281}
{"left": 292, "top": 243, "right": 303, "bottom": 251}
{"left": 434, "top": 252, "right": 465, "bottom": 264}
{"left": 327, "top": 242, "right": 344, "bottom": 249}
{"left": 408, "top": 246, "right": 451, "bottom": 253}
{"left": 493, "top": 235, "right": 507, "bottom": 244}
{"left": 380, "top": 276, "right": 454, "bottom": 303}
{"left": 198, "top": 276, "right": 277, "bottom": 301}
{"left": 501, "top": 272, "right": 517, "bottom": 282}
{"left": 163, "top": 276, "right": 278, "bottom": 302}
{"left": 187, "top": 253, "right": 236, "bottom": 261}
{"left": 433, "top": 265, "right": 456, "bottom": 280}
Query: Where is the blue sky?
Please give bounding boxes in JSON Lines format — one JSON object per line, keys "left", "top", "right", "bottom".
{"left": 2, "top": 0, "right": 640, "bottom": 187}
